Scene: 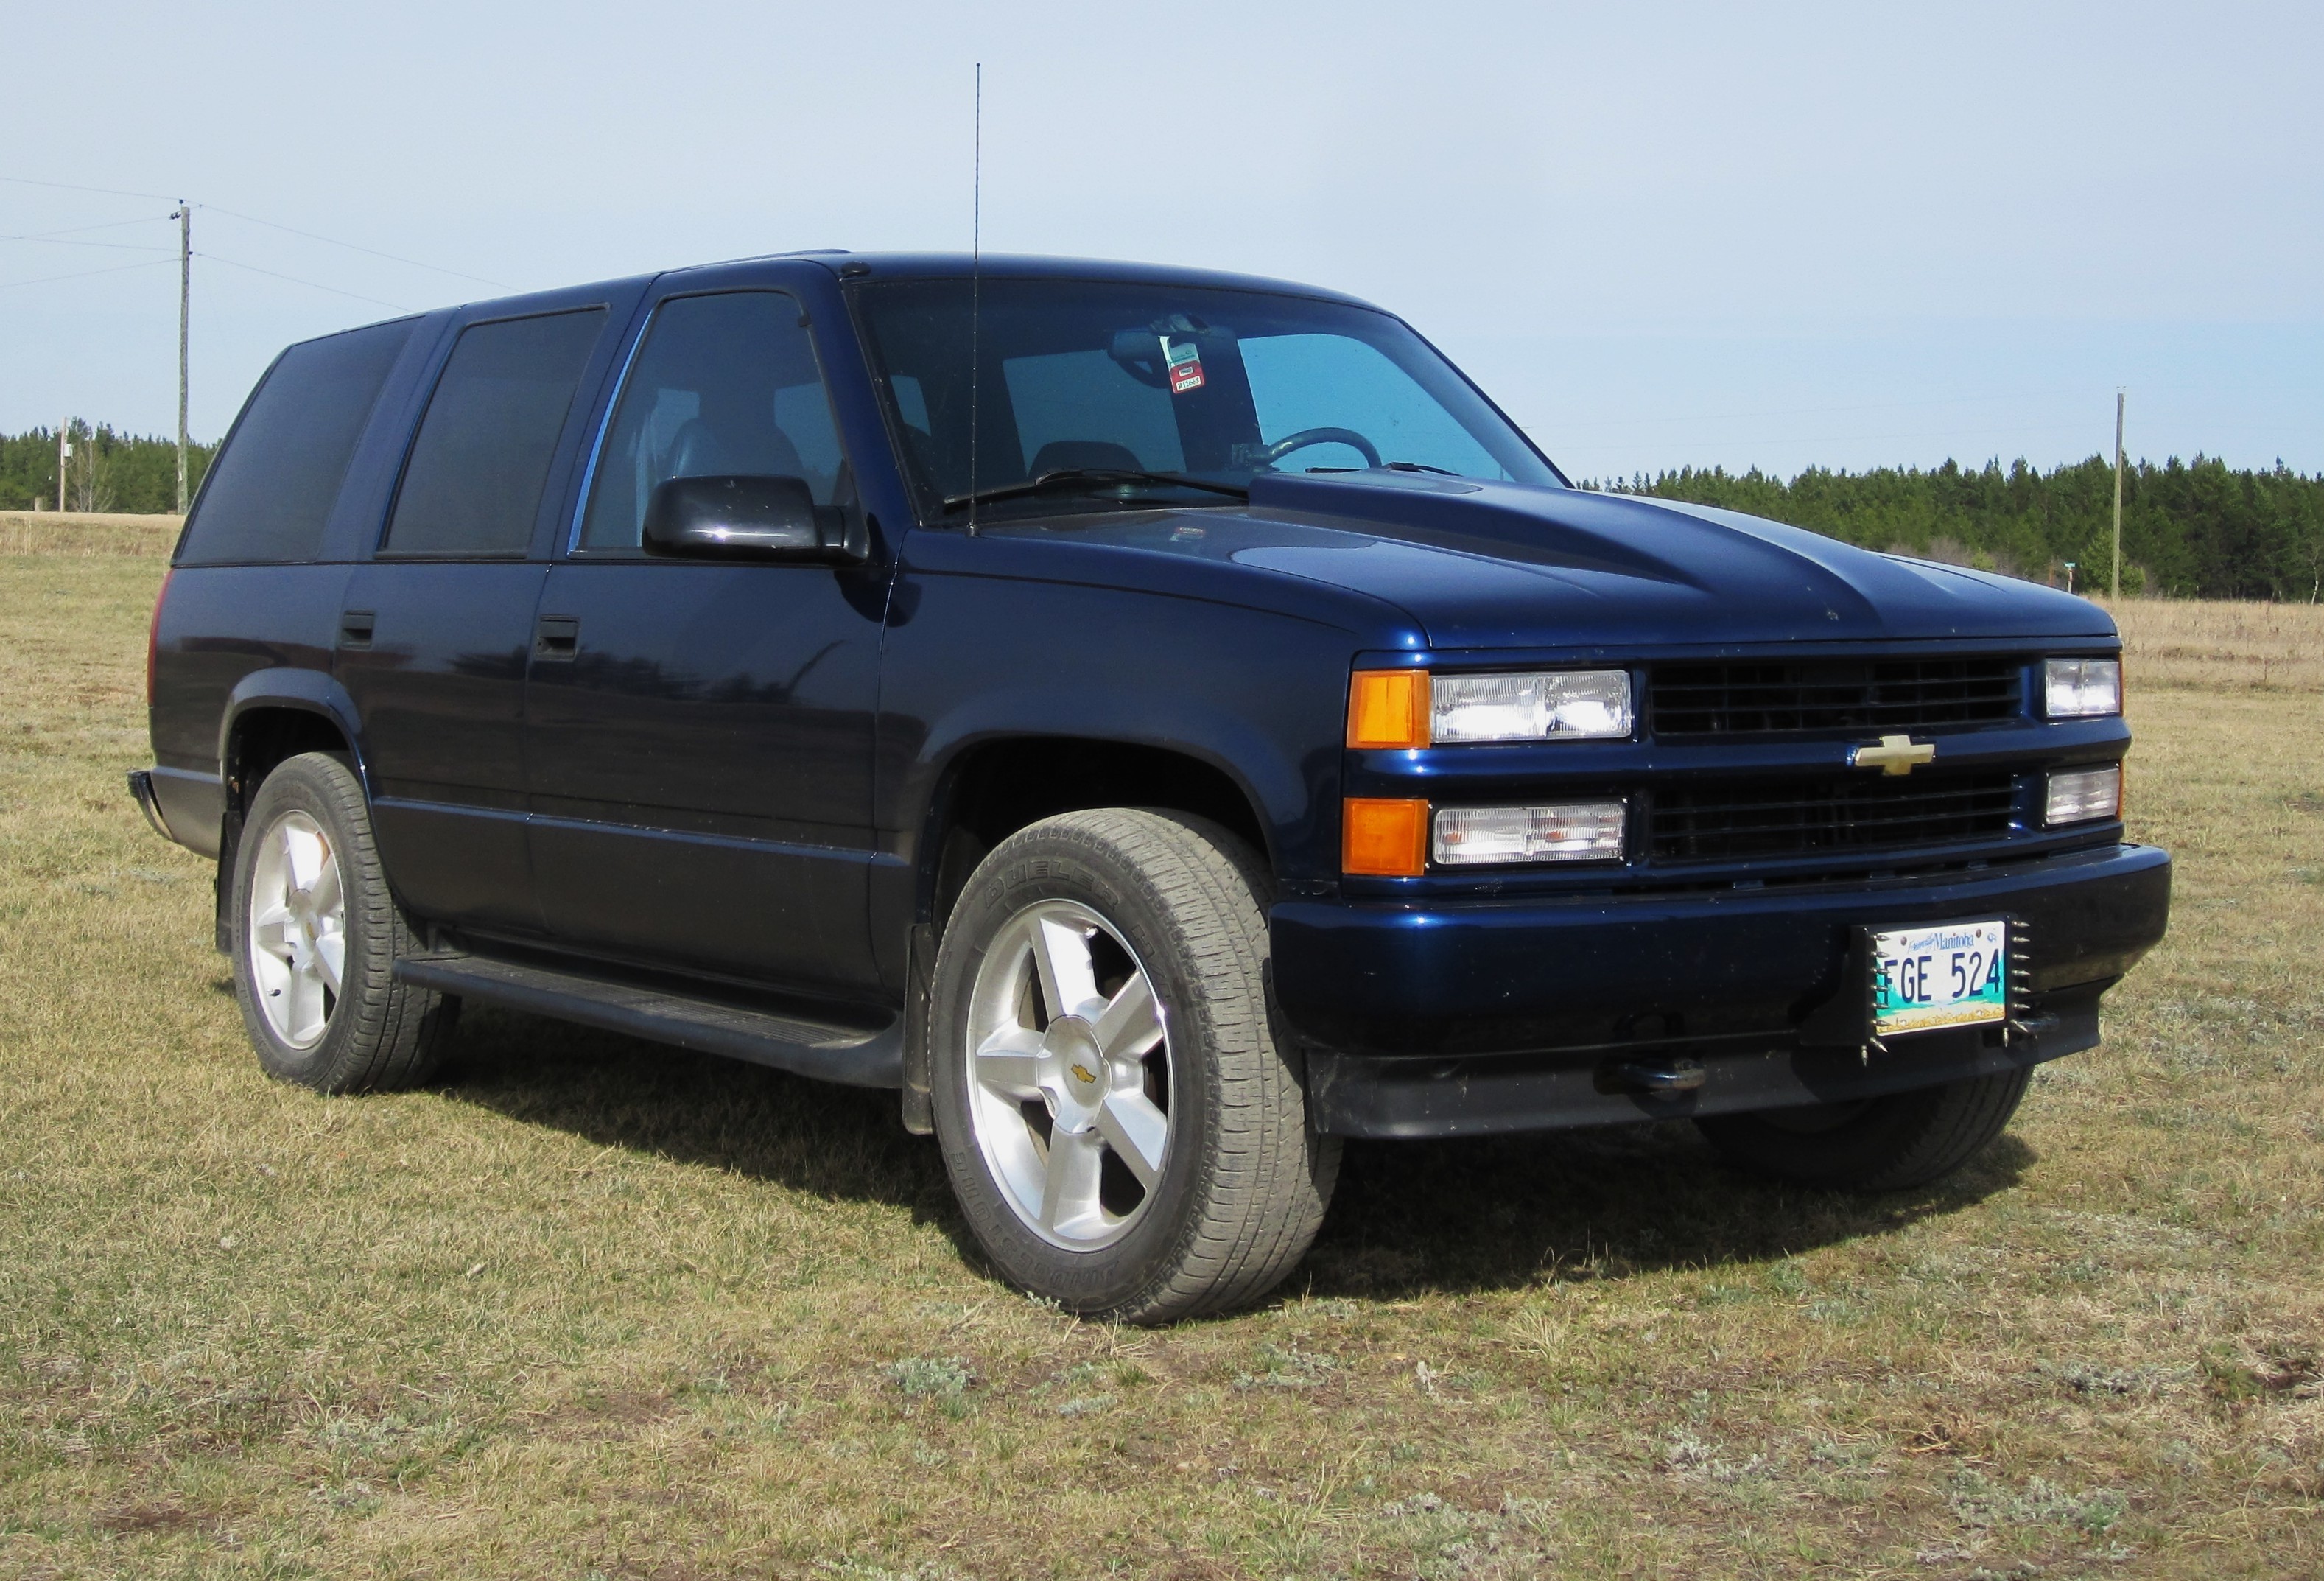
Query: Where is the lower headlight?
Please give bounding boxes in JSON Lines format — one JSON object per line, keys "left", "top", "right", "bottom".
{"left": 2044, "top": 764, "right": 2122, "bottom": 826}
{"left": 1432, "top": 801, "right": 1626, "bottom": 866}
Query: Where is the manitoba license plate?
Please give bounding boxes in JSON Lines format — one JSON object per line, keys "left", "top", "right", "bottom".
{"left": 1871, "top": 919, "right": 2008, "bottom": 1037}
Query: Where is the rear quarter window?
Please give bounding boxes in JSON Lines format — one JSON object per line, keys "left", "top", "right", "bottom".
{"left": 176, "top": 318, "right": 418, "bottom": 564}
{"left": 382, "top": 309, "right": 608, "bottom": 556}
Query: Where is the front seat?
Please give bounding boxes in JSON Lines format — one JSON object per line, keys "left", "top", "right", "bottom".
{"left": 665, "top": 416, "right": 809, "bottom": 485}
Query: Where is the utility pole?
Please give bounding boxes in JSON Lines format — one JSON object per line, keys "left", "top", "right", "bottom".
{"left": 173, "top": 202, "right": 191, "bottom": 513}
{"left": 2111, "top": 388, "right": 2125, "bottom": 599}
{"left": 57, "top": 420, "right": 70, "bottom": 516}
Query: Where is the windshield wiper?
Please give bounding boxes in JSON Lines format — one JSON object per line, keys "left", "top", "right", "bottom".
{"left": 941, "top": 468, "right": 1250, "bottom": 513}
{"left": 1304, "top": 460, "right": 1461, "bottom": 477}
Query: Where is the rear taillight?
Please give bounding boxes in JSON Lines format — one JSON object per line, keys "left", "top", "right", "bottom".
{"left": 147, "top": 567, "right": 172, "bottom": 709}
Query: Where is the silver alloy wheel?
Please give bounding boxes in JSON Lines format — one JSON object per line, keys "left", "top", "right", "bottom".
{"left": 964, "top": 900, "right": 1173, "bottom": 1249}
{"left": 245, "top": 809, "right": 347, "bottom": 1050}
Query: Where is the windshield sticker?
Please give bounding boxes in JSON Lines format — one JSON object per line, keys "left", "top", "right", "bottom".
{"left": 1162, "top": 336, "right": 1206, "bottom": 394}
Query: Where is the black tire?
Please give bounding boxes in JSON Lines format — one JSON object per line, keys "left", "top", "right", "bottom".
{"left": 229, "top": 751, "right": 457, "bottom": 1093}
{"left": 1694, "top": 1068, "right": 2031, "bottom": 1191}
{"left": 930, "top": 809, "right": 1339, "bottom": 1323}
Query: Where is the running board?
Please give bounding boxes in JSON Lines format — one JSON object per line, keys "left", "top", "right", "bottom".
{"left": 393, "top": 952, "right": 902, "bottom": 1090}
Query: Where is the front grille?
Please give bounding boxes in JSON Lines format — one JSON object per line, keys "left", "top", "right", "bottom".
{"left": 1650, "top": 657, "right": 2023, "bottom": 737}
{"left": 1649, "top": 772, "right": 2017, "bottom": 863}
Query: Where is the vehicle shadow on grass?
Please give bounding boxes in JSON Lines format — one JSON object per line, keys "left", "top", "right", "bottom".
{"left": 437, "top": 1006, "right": 2034, "bottom": 1301}
{"left": 1306, "top": 1123, "right": 2035, "bottom": 1297}
{"left": 436, "top": 1007, "right": 960, "bottom": 1223}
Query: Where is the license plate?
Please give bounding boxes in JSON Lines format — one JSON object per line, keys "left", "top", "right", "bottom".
{"left": 1871, "top": 919, "right": 2008, "bottom": 1037}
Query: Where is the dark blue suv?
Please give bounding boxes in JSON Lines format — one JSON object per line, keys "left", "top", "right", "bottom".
{"left": 131, "top": 253, "right": 2171, "bottom": 1322}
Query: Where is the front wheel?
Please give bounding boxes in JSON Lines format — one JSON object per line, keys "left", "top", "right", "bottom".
{"left": 1693, "top": 1068, "right": 2031, "bottom": 1191}
{"left": 930, "top": 810, "right": 1338, "bottom": 1323}
{"left": 230, "top": 751, "right": 457, "bottom": 1093}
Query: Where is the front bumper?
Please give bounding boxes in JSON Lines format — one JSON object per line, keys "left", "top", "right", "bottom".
{"left": 1271, "top": 841, "right": 2170, "bottom": 1138}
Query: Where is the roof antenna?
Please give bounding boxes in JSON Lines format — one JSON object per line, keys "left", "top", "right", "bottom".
{"left": 967, "top": 61, "right": 983, "bottom": 537}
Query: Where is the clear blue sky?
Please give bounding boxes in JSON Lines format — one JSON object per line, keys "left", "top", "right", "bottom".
{"left": 4, "top": 0, "right": 2317, "bottom": 481}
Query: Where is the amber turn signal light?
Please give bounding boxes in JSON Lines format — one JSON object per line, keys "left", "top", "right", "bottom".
{"left": 1343, "top": 797, "right": 1429, "bottom": 877}
{"left": 1347, "top": 669, "right": 1430, "bottom": 749}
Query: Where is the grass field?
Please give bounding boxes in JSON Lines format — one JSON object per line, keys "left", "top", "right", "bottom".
{"left": 0, "top": 513, "right": 180, "bottom": 558}
{"left": 2, "top": 547, "right": 2320, "bottom": 1580}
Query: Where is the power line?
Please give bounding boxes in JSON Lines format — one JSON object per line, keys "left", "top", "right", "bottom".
{"left": 0, "top": 172, "right": 183, "bottom": 203}
{"left": 1, "top": 216, "right": 177, "bottom": 242}
{"left": 198, "top": 205, "right": 510, "bottom": 290}
{"left": 0, "top": 231, "right": 176, "bottom": 254}
{"left": 195, "top": 250, "right": 409, "bottom": 312}
{"left": 0, "top": 257, "right": 175, "bottom": 292}
{"left": 4, "top": 175, "right": 505, "bottom": 291}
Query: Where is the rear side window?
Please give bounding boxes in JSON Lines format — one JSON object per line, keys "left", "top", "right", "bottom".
{"left": 383, "top": 308, "right": 607, "bottom": 556}
{"left": 178, "top": 318, "right": 416, "bottom": 564}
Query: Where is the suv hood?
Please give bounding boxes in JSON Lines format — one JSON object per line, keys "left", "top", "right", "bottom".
{"left": 1193, "top": 471, "right": 2116, "bottom": 651}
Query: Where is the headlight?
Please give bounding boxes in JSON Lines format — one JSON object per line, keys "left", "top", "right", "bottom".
{"left": 1347, "top": 670, "right": 1635, "bottom": 748}
{"left": 2044, "top": 764, "right": 2122, "bottom": 826}
{"left": 1433, "top": 801, "right": 1626, "bottom": 866}
{"left": 1431, "top": 670, "right": 1633, "bottom": 743}
{"left": 2044, "top": 657, "right": 2121, "bottom": 718}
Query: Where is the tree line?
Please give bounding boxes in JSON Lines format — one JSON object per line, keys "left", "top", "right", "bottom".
{"left": 0, "top": 426, "right": 214, "bottom": 516}
{"left": 4, "top": 422, "right": 2320, "bottom": 600}
{"left": 1589, "top": 455, "right": 2324, "bottom": 601}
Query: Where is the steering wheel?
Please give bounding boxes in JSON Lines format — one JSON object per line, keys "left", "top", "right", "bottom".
{"left": 1260, "top": 427, "right": 1381, "bottom": 469}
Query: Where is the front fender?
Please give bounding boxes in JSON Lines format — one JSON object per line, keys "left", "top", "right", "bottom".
{"left": 880, "top": 576, "right": 1356, "bottom": 884}
{"left": 913, "top": 692, "right": 1310, "bottom": 857}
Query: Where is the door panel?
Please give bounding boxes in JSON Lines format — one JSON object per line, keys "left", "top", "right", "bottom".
{"left": 334, "top": 303, "right": 617, "bottom": 934}
{"left": 524, "top": 288, "right": 886, "bottom": 994}
{"left": 337, "top": 561, "right": 547, "bottom": 931}
{"left": 524, "top": 561, "right": 883, "bottom": 989}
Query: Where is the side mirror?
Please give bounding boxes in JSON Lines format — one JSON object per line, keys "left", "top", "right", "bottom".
{"left": 642, "top": 474, "right": 866, "bottom": 563}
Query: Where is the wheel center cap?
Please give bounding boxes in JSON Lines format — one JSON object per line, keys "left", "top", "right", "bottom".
{"left": 1045, "top": 1017, "right": 1104, "bottom": 1124}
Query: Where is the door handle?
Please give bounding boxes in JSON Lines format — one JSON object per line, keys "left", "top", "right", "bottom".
{"left": 533, "top": 614, "right": 580, "bottom": 662}
{"left": 338, "top": 609, "right": 375, "bottom": 651}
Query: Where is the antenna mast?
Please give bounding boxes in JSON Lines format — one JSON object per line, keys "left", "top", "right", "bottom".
{"left": 968, "top": 62, "right": 983, "bottom": 536}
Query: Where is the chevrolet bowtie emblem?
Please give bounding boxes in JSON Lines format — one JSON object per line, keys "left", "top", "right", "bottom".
{"left": 1852, "top": 734, "right": 1937, "bottom": 777}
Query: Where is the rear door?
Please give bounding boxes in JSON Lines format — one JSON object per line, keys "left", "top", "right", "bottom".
{"left": 522, "top": 287, "right": 889, "bottom": 992}
{"left": 337, "top": 302, "right": 620, "bottom": 933}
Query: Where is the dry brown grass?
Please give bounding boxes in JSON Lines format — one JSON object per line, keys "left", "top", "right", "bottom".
{"left": 0, "top": 513, "right": 182, "bottom": 558}
{"left": 1, "top": 552, "right": 2320, "bottom": 1579}
{"left": 2103, "top": 598, "right": 2324, "bottom": 695}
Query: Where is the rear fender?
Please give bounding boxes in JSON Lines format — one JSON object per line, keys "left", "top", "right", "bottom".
{"left": 211, "top": 670, "right": 372, "bottom": 953}
{"left": 217, "top": 670, "right": 373, "bottom": 806}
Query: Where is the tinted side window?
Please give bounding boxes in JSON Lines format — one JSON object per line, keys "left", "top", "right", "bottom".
{"left": 178, "top": 319, "right": 416, "bottom": 564}
{"left": 578, "top": 292, "right": 843, "bottom": 550}
{"left": 384, "top": 309, "right": 607, "bottom": 556}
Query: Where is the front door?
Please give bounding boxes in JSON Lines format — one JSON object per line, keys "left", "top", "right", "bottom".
{"left": 523, "top": 289, "right": 888, "bottom": 993}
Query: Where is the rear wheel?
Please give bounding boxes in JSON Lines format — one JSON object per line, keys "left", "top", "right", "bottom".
{"left": 1693, "top": 1068, "right": 2031, "bottom": 1191}
{"left": 930, "top": 809, "right": 1338, "bottom": 1323}
{"left": 230, "top": 751, "right": 457, "bottom": 1093}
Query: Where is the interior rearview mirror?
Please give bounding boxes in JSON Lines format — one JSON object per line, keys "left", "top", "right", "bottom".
{"left": 642, "top": 474, "right": 866, "bottom": 563}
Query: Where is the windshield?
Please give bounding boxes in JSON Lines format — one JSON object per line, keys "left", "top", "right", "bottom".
{"left": 853, "top": 277, "right": 1561, "bottom": 519}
